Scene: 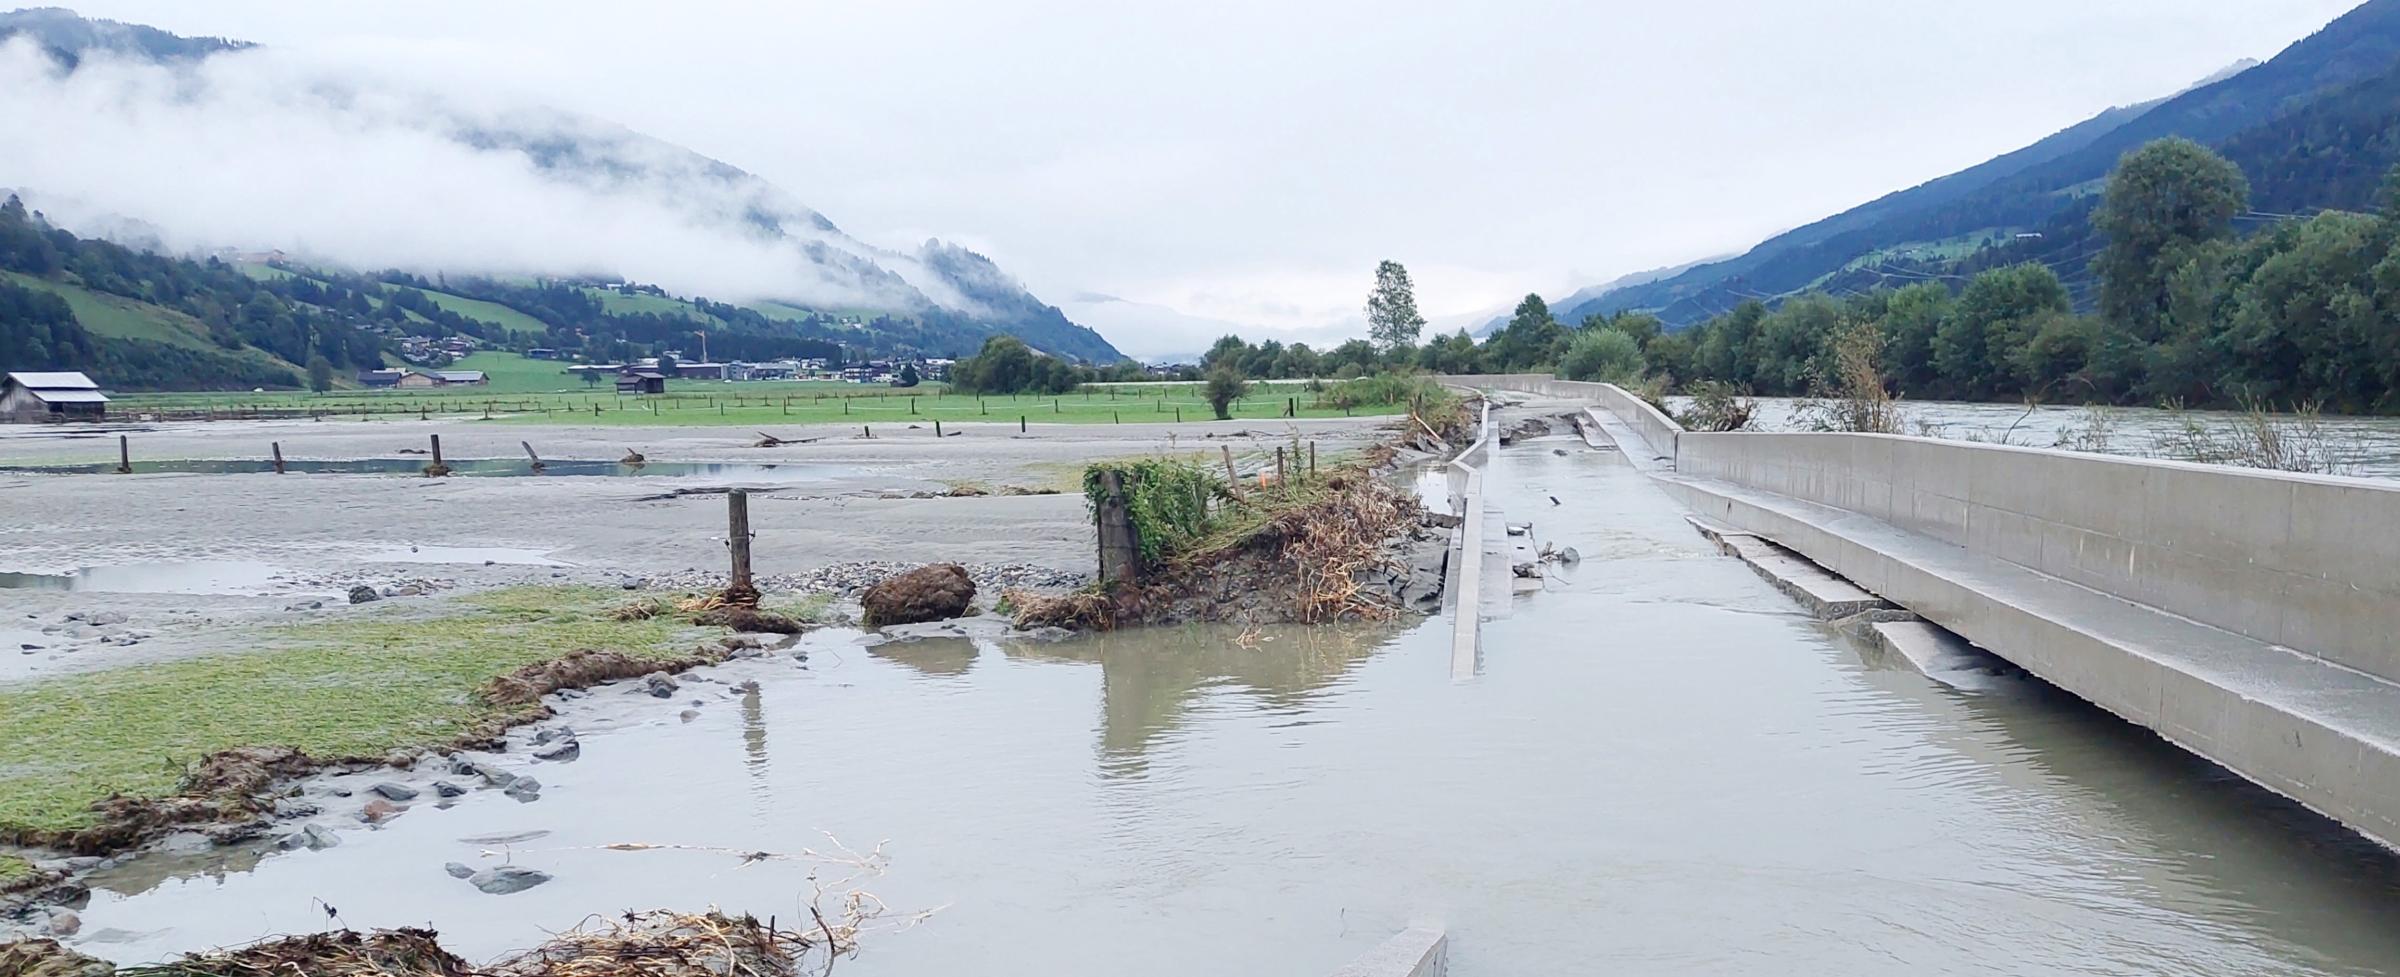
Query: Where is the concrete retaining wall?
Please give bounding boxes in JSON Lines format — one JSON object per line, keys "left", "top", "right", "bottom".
{"left": 1442, "top": 374, "right": 1682, "bottom": 461}
{"left": 1677, "top": 432, "right": 2400, "bottom": 685}
{"left": 1444, "top": 403, "right": 1493, "bottom": 678}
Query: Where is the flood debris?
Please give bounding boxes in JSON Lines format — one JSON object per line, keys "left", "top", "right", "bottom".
{"left": 2, "top": 911, "right": 819, "bottom": 977}
{"left": 860, "top": 564, "right": 977, "bottom": 627}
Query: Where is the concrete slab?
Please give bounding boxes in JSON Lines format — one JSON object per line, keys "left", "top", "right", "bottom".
{"left": 1865, "top": 620, "right": 2019, "bottom": 692}
{"left": 1699, "top": 526, "right": 1895, "bottom": 621}
{"left": 1327, "top": 926, "right": 1447, "bottom": 977}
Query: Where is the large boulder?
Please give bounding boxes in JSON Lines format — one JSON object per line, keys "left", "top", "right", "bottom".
{"left": 861, "top": 564, "right": 977, "bottom": 627}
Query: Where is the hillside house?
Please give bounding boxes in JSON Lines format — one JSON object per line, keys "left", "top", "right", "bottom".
{"left": 1, "top": 372, "right": 108, "bottom": 422}
{"left": 434, "top": 371, "right": 488, "bottom": 386}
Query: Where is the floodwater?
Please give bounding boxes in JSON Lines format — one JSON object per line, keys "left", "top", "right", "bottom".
{"left": 57, "top": 438, "right": 2400, "bottom": 975}
{"left": 0, "top": 458, "right": 855, "bottom": 480}
{"left": 1681, "top": 396, "right": 2400, "bottom": 479}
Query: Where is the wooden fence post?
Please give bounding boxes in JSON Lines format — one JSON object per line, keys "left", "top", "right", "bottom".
{"left": 522, "top": 440, "right": 545, "bottom": 472}
{"left": 726, "top": 489, "right": 755, "bottom": 601}
{"left": 271, "top": 442, "right": 285, "bottom": 474}
{"left": 1095, "top": 468, "right": 1140, "bottom": 586}
{"left": 427, "top": 434, "right": 450, "bottom": 476}
{"left": 1309, "top": 441, "right": 1317, "bottom": 475}
{"left": 1275, "top": 446, "right": 1286, "bottom": 488}
{"left": 1221, "top": 445, "right": 1242, "bottom": 499}
{"left": 934, "top": 420, "right": 943, "bottom": 438}
{"left": 115, "top": 434, "right": 131, "bottom": 474}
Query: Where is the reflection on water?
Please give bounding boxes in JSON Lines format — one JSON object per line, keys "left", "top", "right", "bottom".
{"left": 1006, "top": 624, "right": 1393, "bottom": 778}
{"left": 58, "top": 442, "right": 2400, "bottom": 976}
{"left": 0, "top": 560, "right": 287, "bottom": 594}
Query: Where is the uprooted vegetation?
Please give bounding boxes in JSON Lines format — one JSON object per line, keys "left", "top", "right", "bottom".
{"left": 0, "top": 587, "right": 741, "bottom": 855}
{"left": 4, "top": 911, "right": 829, "bottom": 977}
{"left": 1007, "top": 430, "right": 1447, "bottom": 631}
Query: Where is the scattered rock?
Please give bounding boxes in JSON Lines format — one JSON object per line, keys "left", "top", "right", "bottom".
{"left": 359, "top": 799, "right": 404, "bottom": 823}
{"left": 476, "top": 766, "right": 519, "bottom": 789}
{"left": 278, "top": 823, "right": 342, "bottom": 851}
{"left": 467, "top": 865, "right": 551, "bottom": 895}
{"left": 503, "top": 777, "right": 542, "bottom": 802}
{"left": 83, "top": 611, "right": 127, "bottom": 627}
{"left": 367, "top": 782, "right": 420, "bottom": 802}
{"left": 861, "top": 563, "right": 977, "bottom": 627}
{"left": 532, "top": 740, "right": 580, "bottom": 763}
{"left": 530, "top": 727, "right": 575, "bottom": 746}
{"left": 678, "top": 709, "right": 701, "bottom": 722}
{"left": 641, "top": 673, "right": 679, "bottom": 698}
{"left": 620, "top": 577, "right": 645, "bottom": 591}
{"left": 347, "top": 585, "right": 381, "bottom": 605}
{"left": 284, "top": 600, "right": 324, "bottom": 611}
{"left": 432, "top": 781, "right": 468, "bottom": 798}
{"left": 444, "top": 862, "right": 476, "bottom": 879}
{"left": 44, "top": 909, "right": 80, "bottom": 937}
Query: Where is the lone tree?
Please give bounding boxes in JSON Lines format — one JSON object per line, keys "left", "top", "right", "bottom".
{"left": 306, "top": 354, "right": 334, "bottom": 393}
{"left": 2094, "top": 137, "right": 2248, "bottom": 342}
{"left": 896, "top": 362, "right": 921, "bottom": 387}
{"left": 1365, "top": 260, "right": 1426, "bottom": 354}
{"left": 1204, "top": 367, "right": 1248, "bottom": 420}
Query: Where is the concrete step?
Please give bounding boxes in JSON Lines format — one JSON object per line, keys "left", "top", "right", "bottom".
{"left": 1685, "top": 517, "right": 1895, "bottom": 620}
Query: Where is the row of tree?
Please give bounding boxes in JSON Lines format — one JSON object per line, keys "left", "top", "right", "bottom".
{"left": 1189, "top": 139, "right": 2400, "bottom": 414}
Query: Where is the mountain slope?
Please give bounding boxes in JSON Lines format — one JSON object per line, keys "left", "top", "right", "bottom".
{"left": 0, "top": 8, "right": 1125, "bottom": 363}
{"left": 1574, "top": 0, "right": 2400, "bottom": 327}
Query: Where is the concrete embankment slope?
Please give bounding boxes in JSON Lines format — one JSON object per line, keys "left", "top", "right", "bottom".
{"left": 1458, "top": 374, "right": 2400, "bottom": 850}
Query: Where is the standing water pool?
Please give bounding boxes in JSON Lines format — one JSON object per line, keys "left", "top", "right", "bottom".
{"left": 55, "top": 440, "right": 2400, "bottom": 975}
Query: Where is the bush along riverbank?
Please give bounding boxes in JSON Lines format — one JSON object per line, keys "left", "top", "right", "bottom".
{"left": 1008, "top": 392, "right": 1475, "bottom": 631}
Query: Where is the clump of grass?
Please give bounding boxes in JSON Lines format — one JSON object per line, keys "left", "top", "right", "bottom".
{"left": 0, "top": 853, "right": 31, "bottom": 886}
{"left": 2154, "top": 398, "right": 2357, "bottom": 475}
{"left": 1792, "top": 318, "right": 1904, "bottom": 434}
{"left": 0, "top": 586, "right": 702, "bottom": 838}
{"left": 765, "top": 591, "right": 837, "bottom": 624}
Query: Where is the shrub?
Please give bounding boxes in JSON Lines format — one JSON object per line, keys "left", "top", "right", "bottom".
{"left": 1559, "top": 328, "right": 1645, "bottom": 384}
{"left": 1204, "top": 368, "right": 1249, "bottom": 419}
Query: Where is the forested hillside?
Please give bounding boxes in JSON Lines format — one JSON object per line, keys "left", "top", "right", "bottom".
{"left": 1567, "top": 0, "right": 2400, "bottom": 327}
{"left": 0, "top": 195, "right": 371, "bottom": 389}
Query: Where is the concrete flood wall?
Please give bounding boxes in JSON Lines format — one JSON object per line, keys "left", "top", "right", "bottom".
{"left": 1667, "top": 432, "right": 2400, "bottom": 847}
{"left": 1676, "top": 433, "right": 2400, "bottom": 686}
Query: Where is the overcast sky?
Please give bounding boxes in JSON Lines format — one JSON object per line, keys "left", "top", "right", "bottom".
{"left": 35, "top": 0, "right": 2371, "bottom": 352}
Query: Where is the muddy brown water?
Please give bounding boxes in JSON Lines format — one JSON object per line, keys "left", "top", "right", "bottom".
{"left": 49, "top": 439, "right": 2400, "bottom": 975}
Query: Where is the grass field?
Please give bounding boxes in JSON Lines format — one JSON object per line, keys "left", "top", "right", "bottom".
{"left": 585, "top": 286, "right": 714, "bottom": 322}
{"left": 0, "top": 587, "right": 700, "bottom": 837}
{"left": 417, "top": 291, "right": 550, "bottom": 335}
{"left": 4, "top": 270, "right": 313, "bottom": 380}
{"left": 104, "top": 354, "right": 1423, "bottom": 426}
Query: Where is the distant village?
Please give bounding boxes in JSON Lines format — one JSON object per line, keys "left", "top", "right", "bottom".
{"left": 363, "top": 334, "right": 953, "bottom": 393}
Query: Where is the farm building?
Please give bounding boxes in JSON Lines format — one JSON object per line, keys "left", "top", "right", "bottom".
{"left": 357, "top": 369, "right": 443, "bottom": 389}
{"left": 434, "top": 371, "right": 488, "bottom": 386}
{"left": 1, "top": 371, "right": 108, "bottom": 422}
{"left": 616, "top": 371, "right": 668, "bottom": 395}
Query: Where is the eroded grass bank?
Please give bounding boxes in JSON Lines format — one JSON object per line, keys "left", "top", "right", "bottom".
{"left": 0, "top": 587, "right": 710, "bottom": 847}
